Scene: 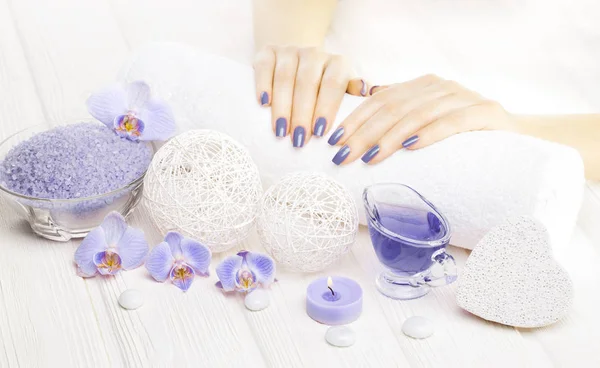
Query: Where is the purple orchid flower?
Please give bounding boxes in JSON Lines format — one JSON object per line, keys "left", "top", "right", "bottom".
{"left": 86, "top": 81, "right": 175, "bottom": 141}
{"left": 146, "top": 232, "right": 212, "bottom": 292}
{"left": 215, "top": 251, "right": 276, "bottom": 293}
{"left": 74, "top": 212, "right": 149, "bottom": 277}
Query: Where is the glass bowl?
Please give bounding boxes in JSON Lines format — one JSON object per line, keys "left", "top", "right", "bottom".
{"left": 0, "top": 124, "right": 154, "bottom": 241}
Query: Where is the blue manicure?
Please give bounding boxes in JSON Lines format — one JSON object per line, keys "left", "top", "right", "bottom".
{"left": 260, "top": 91, "right": 269, "bottom": 105}
{"left": 293, "top": 126, "right": 306, "bottom": 148}
{"left": 360, "top": 79, "right": 368, "bottom": 96}
{"left": 328, "top": 127, "right": 344, "bottom": 145}
{"left": 402, "top": 135, "right": 419, "bottom": 148}
{"left": 314, "top": 117, "right": 327, "bottom": 137}
{"left": 361, "top": 145, "right": 380, "bottom": 163}
{"left": 276, "top": 118, "right": 287, "bottom": 137}
{"left": 332, "top": 145, "right": 351, "bottom": 165}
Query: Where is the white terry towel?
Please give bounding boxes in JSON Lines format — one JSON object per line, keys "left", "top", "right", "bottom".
{"left": 119, "top": 42, "right": 585, "bottom": 250}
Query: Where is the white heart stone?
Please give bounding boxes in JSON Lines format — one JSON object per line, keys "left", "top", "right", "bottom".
{"left": 456, "top": 216, "right": 573, "bottom": 328}
{"left": 325, "top": 326, "right": 356, "bottom": 347}
{"left": 118, "top": 289, "right": 144, "bottom": 310}
{"left": 244, "top": 289, "right": 270, "bottom": 311}
{"left": 402, "top": 316, "right": 434, "bottom": 339}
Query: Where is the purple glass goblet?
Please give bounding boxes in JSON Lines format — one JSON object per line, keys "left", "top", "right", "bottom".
{"left": 363, "top": 183, "right": 457, "bottom": 300}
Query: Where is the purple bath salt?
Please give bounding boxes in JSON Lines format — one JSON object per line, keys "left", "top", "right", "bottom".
{"left": 0, "top": 123, "right": 152, "bottom": 199}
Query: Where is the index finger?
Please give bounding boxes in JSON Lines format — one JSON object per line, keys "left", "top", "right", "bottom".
{"left": 253, "top": 47, "right": 276, "bottom": 106}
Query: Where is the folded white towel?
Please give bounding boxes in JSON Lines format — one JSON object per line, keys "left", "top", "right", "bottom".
{"left": 119, "top": 42, "right": 585, "bottom": 250}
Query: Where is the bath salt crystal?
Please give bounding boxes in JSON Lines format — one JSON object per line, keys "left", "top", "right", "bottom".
{"left": 0, "top": 123, "right": 152, "bottom": 199}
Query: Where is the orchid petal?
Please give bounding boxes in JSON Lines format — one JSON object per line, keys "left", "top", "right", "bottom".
{"left": 215, "top": 255, "right": 243, "bottom": 292}
{"left": 93, "top": 251, "right": 122, "bottom": 275}
{"left": 170, "top": 264, "right": 195, "bottom": 292}
{"left": 180, "top": 238, "right": 211, "bottom": 276}
{"left": 126, "top": 81, "right": 151, "bottom": 111}
{"left": 86, "top": 84, "right": 128, "bottom": 128}
{"left": 116, "top": 227, "right": 149, "bottom": 270}
{"left": 76, "top": 266, "right": 97, "bottom": 278}
{"left": 138, "top": 98, "right": 176, "bottom": 141}
{"left": 164, "top": 231, "right": 184, "bottom": 258}
{"left": 246, "top": 252, "right": 276, "bottom": 286}
{"left": 146, "top": 242, "right": 175, "bottom": 282}
{"left": 74, "top": 227, "right": 107, "bottom": 276}
{"left": 100, "top": 212, "right": 127, "bottom": 246}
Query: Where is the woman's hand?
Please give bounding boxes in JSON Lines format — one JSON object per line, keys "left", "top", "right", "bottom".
{"left": 254, "top": 46, "right": 372, "bottom": 147}
{"left": 327, "top": 74, "right": 515, "bottom": 165}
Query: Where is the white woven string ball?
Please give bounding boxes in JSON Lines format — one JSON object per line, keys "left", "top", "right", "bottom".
{"left": 143, "top": 129, "right": 262, "bottom": 253}
{"left": 256, "top": 172, "right": 359, "bottom": 272}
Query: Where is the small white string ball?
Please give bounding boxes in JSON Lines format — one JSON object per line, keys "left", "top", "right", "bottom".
{"left": 256, "top": 172, "right": 359, "bottom": 272}
{"left": 143, "top": 129, "right": 262, "bottom": 253}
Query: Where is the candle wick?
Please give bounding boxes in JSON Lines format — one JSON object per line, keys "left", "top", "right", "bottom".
{"left": 327, "top": 286, "right": 335, "bottom": 296}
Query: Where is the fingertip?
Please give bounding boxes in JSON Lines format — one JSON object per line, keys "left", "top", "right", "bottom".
{"left": 313, "top": 117, "right": 327, "bottom": 137}
{"left": 347, "top": 78, "right": 370, "bottom": 97}
{"left": 292, "top": 126, "right": 310, "bottom": 148}
{"left": 327, "top": 126, "right": 345, "bottom": 145}
{"left": 259, "top": 91, "right": 270, "bottom": 106}
{"left": 332, "top": 144, "right": 351, "bottom": 165}
{"left": 275, "top": 117, "right": 288, "bottom": 138}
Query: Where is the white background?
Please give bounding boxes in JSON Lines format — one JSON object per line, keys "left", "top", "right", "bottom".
{"left": 0, "top": 0, "right": 599, "bottom": 367}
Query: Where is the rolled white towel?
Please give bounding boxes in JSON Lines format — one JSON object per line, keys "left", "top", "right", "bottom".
{"left": 119, "top": 42, "right": 585, "bottom": 250}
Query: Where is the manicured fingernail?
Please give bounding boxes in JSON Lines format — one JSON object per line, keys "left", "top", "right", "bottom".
{"left": 293, "top": 126, "right": 306, "bottom": 148}
{"left": 260, "top": 91, "right": 269, "bottom": 105}
{"left": 369, "top": 85, "right": 379, "bottom": 96}
{"left": 328, "top": 127, "right": 344, "bottom": 145}
{"left": 402, "top": 135, "right": 419, "bottom": 148}
{"left": 361, "top": 145, "right": 380, "bottom": 163}
{"left": 360, "top": 79, "right": 368, "bottom": 96}
{"left": 314, "top": 117, "right": 327, "bottom": 137}
{"left": 276, "top": 118, "right": 287, "bottom": 137}
{"left": 332, "top": 145, "right": 351, "bottom": 165}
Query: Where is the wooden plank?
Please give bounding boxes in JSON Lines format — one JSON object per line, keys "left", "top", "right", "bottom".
{"left": 0, "top": 0, "right": 111, "bottom": 366}
{"left": 84, "top": 213, "right": 267, "bottom": 366}
{"left": 8, "top": 0, "right": 130, "bottom": 124}
{"left": 1, "top": 0, "right": 138, "bottom": 366}
{"left": 0, "top": 0, "right": 45, "bottom": 134}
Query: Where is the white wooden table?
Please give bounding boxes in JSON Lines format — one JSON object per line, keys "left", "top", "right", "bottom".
{"left": 1, "top": 1, "right": 599, "bottom": 366}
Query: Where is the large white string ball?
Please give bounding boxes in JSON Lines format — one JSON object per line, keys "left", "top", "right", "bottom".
{"left": 256, "top": 172, "right": 359, "bottom": 272}
{"left": 143, "top": 129, "right": 262, "bottom": 253}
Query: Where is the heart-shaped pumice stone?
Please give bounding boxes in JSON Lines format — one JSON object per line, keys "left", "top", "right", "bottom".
{"left": 456, "top": 216, "right": 573, "bottom": 328}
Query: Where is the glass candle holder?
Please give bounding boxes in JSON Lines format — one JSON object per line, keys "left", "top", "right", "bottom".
{"left": 363, "top": 183, "right": 457, "bottom": 300}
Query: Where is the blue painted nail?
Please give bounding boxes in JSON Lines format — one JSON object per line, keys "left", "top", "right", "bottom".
{"left": 293, "top": 126, "right": 306, "bottom": 148}
{"left": 360, "top": 79, "right": 368, "bottom": 96}
{"left": 260, "top": 91, "right": 269, "bottom": 105}
{"left": 314, "top": 117, "right": 327, "bottom": 137}
{"left": 276, "top": 118, "right": 287, "bottom": 137}
{"left": 402, "top": 135, "right": 419, "bottom": 148}
{"left": 369, "top": 85, "right": 379, "bottom": 96}
{"left": 332, "top": 145, "right": 351, "bottom": 165}
{"left": 361, "top": 145, "right": 380, "bottom": 163}
{"left": 328, "top": 127, "right": 344, "bottom": 145}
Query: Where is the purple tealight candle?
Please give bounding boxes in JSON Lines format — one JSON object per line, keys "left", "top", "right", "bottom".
{"left": 306, "top": 276, "right": 363, "bottom": 325}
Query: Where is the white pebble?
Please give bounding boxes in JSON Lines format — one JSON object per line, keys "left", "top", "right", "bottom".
{"left": 325, "top": 326, "right": 356, "bottom": 347}
{"left": 402, "top": 316, "right": 434, "bottom": 339}
{"left": 244, "top": 289, "right": 270, "bottom": 311}
{"left": 118, "top": 289, "right": 144, "bottom": 310}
